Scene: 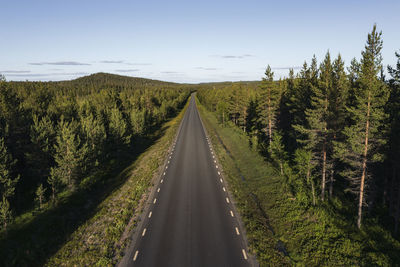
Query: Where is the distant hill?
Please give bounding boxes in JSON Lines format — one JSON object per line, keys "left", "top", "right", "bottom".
{"left": 62, "top": 72, "right": 180, "bottom": 88}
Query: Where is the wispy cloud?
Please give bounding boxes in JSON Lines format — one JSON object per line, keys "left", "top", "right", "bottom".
{"left": 211, "top": 54, "right": 255, "bottom": 59}
{"left": 115, "top": 69, "right": 140, "bottom": 73}
{"left": 6, "top": 72, "right": 88, "bottom": 77}
{"left": 100, "top": 60, "right": 124, "bottom": 64}
{"left": 29, "top": 61, "right": 91, "bottom": 66}
{"left": 195, "top": 67, "right": 218, "bottom": 71}
{"left": 161, "top": 71, "right": 182, "bottom": 74}
{"left": 0, "top": 70, "right": 31, "bottom": 74}
{"left": 125, "top": 63, "right": 152, "bottom": 66}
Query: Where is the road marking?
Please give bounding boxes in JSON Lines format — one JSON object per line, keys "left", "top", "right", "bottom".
{"left": 235, "top": 227, "right": 240, "bottom": 235}
{"left": 133, "top": 250, "right": 139, "bottom": 261}
{"left": 148, "top": 211, "right": 152, "bottom": 218}
{"left": 226, "top": 197, "right": 230, "bottom": 203}
{"left": 220, "top": 178, "right": 223, "bottom": 183}
{"left": 161, "top": 179, "right": 164, "bottom": 183}
{"left": 153, "top": 198, "right": 157, "bottom": 204}
{"left": 163, "top": 172, "right": 166, "bottom": 176}
{"left": 213, "top": 155, "right": 215, "bottom": 158}
{"left": 166, "top": 166, "right": 168, "bottom": 169}
{"left": 218, "top": 171, "right": 221, "bottom": 175}
{"left": 216, "top": 165, "right": 218, "bottom": 169}
{"left": 223, "top": 187, "right": 226, "bottom": 192}
{"left": 242, "top": 249, "right": 248, "bottom": 260}
{"left": 168, "top": 160, "right": 170, "bottom": 164}
{"left": 214, "top": 160, "right": 216, "bottom": 163}
{"left": 142, "top": 228, "right": 147, "bottom": 236}
{"left": 230, "top": 210, "right": 234, "bottom": 217}
{"left": 169, "top": 156, "right": 171, "bottom": 159}
{"left": 157, "top": 188, "right": 160, "bottom": 193}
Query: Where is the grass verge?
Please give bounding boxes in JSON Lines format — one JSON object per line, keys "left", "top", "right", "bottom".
{"left": 196, "top": 97, "right": 400, "bottom": 266}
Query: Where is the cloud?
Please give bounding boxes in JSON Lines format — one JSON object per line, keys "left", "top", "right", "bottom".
{"left": 125, "top": 63, "right": 152, "bottom": 66}
{"left": 195, "top": 67, "right": 218, "bottom": 71}
{"left": 115, "top": 69, "right": 140, "bottom": 73}
{"left": 29, "top": 61, "right": 90, "bottom": 66}
{"left": 0, "top": 70, "right": 31, "bottom": 74}
{"left": 5, "top": 72, "right": 88, "bottom": 77}
{"left": 100, "top": 60, "right": 124, "bottom": 64}
{"left": 161, "top": 71, "right": 181, "bottom": 74}
{"left": 211, "top": 54, "right": 254, "bottom": 59}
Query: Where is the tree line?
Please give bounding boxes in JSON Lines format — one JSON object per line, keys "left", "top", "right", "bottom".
{"left": 0, "top": 73, "right": 190, "bottom": 233}
{"left": 197, "top": 25, "right": 400, "bottom": 233}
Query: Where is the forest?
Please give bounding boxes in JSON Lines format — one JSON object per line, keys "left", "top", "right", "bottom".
{"left": 0, "top": 73, "right": 191, "bottom": 263}
{"left": 197, "top": 25, "right": 400, "bottom": 260}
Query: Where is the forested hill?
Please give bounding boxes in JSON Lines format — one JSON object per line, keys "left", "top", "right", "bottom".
{"left": 62, "top": 72, "right": 181, "bottom": 89}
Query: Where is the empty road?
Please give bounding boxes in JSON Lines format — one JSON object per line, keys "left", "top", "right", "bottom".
{"left": 119, "top": 95, "right": 252, "bottom": 267}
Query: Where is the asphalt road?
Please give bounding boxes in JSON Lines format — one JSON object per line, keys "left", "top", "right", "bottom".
{"left": 119, "top": 95, "right": 252, "bottom": 267}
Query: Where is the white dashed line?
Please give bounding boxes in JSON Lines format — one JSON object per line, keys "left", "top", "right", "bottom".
{"left": 235, "top": 227, "right": 240, "bottom": 235}
{"left": 148, "top": 211, "right": 152, "bottom": 218}
{"left": 223, "top": 187, "right": 226, "bottom": 192}
{"left": 220, "top": 178, "right": 223, "bottom": 183}
{"left": 168, "top": 161, "right": 170, "bottom": 164}
{"left": 161, "top": 179, "right": 164, "bottom": 183}
{"left": 213, "top": 155, "right": 215, "bottom": 158}
{"left": 214, "top": 160, "right": 217, "bottom": 163}
{"left": 157, "top": 188, "right": 160, "bottom": 193}
{"left": 133, "top": 250, "right": 139, "bottom": 261}
{"left": 142, "top": 228, "right": 147, "bottom": 236}
{"left": 166, "top": 166, "right": 168, "bottom": 169}
{"left": 169, "top": 156, "right": 171, "bottom": 159}
{"left": 218, "top": 171, "right": 221, "bottom": 175}
{"left": 242, "top": 249, "right": 248, "bottom": 260}
{"left": 226, "top": 197, "right": 230, "bottom": 203}
{"left": 216, "top": 165, "right": 218, "bottom": 169}
{"left": 230, "top": 210, "right": 234, "bottom": 217}
{"left": 163, "top": 172, "right": 166, "bottom": 176}
{"left": 153, "top": 198, "right": 157, "bottom": 204}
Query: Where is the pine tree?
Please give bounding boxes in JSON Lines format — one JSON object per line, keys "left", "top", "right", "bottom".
{"left": 328, "top": 54, "right": 349, "bottom": 197}
{"left": 0, "top": 197, "right": 11, "bottom": 232}
{"left": 334, "top": 25, "right": 388, "bottom": 228}
{"left": 259, "top": 65, "right": 281, "bottom": 146}
{"left": 387, "top": 51, "right": 400, "bottom": 233}
{"left": 51, "top": 118, "right": 88, "bottom": 191}
{"left": 35, "top": 183, "right": 46, "bottom": 210}
{"left": 294, "top": 52, "right": 331, "bottom": 201}
{"left": 108, "top": 108, "right": 131, "bottom": 147}
{"left": 0, "top": 137, "right": 19, "bottom": 232}
{"left": 268, "top": 131, "right": 287, "bottom": 175}
{"left": 294, "top": 149, "right": 316, "bottom": 205}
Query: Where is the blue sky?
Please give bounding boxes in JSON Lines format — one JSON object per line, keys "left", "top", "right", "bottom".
{"left": 1, "top": 0, "right": 399, "bottom": 83}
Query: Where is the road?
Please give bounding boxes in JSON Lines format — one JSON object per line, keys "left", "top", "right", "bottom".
{"left": 119, "top": 95, "right": 252, "bottom": 267}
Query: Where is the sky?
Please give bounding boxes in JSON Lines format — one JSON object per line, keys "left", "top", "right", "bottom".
{"left": 1, "top": 0, "right": 399, "bottom": 83}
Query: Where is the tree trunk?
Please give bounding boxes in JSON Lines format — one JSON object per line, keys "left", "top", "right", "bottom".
{"left": 280, "top": 161, "right": 283, "bottom": 176}
{"left": 395, "top": 178, "right": 400, "bottom": 234}
{"left": 321, "top": 137, "right": 327, "bottom": 201}
{"left": 307, "top": 164, "right": 316, "bottom": 206}
{"left": 268, "top": 89, "right": 272, "bottom": 146}
{"left": 357, "top": 95, "right": 370, "bottom": 229}
{"left": 329, "top": 169, "right": 334, "bottom": 198}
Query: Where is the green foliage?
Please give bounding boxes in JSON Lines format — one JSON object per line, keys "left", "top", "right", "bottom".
{"left": 51, "top": 118, "right": 88, "bottom": 191}
{"left": 35, "top": 184, "right": 46, "bottom": 210}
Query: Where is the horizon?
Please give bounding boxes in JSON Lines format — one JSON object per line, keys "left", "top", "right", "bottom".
{"left": 1, "top": 0, "right": 399, "bottom": 83}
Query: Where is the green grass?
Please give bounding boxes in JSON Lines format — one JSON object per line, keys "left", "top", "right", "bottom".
{"left": 0, "top": 99, "right": 190, "bottom": 267}
{"left": 196, "top": 98, "right": 400, "bottom": 266}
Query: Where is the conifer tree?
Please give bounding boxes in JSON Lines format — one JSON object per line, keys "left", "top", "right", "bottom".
{"left": 294, "top": 149, "right": 316, "bottom": 205}
{"left": 51, "top": 118, "right": 88, "bottom": 191}
{"left": 268, "top": 131, "right": 287, "bottom": 175}
{"left": 108, "top": 108, "right": 131, "bottom": 147}
{"left": 259, "top": 65, "right": 280, "bottom": 146}
{"left": 334, "top": 25, "right": 388, "bottom": 228}
{"left": 35, "top": 183, "right": 46, "bottom": 210}
{"left": 294, "top": 52, "right": 331, "bottom": 201}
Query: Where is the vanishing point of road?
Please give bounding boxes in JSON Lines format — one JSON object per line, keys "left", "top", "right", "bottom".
{"left": 119, "top": 94, "right": 253, "bottom": 267}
